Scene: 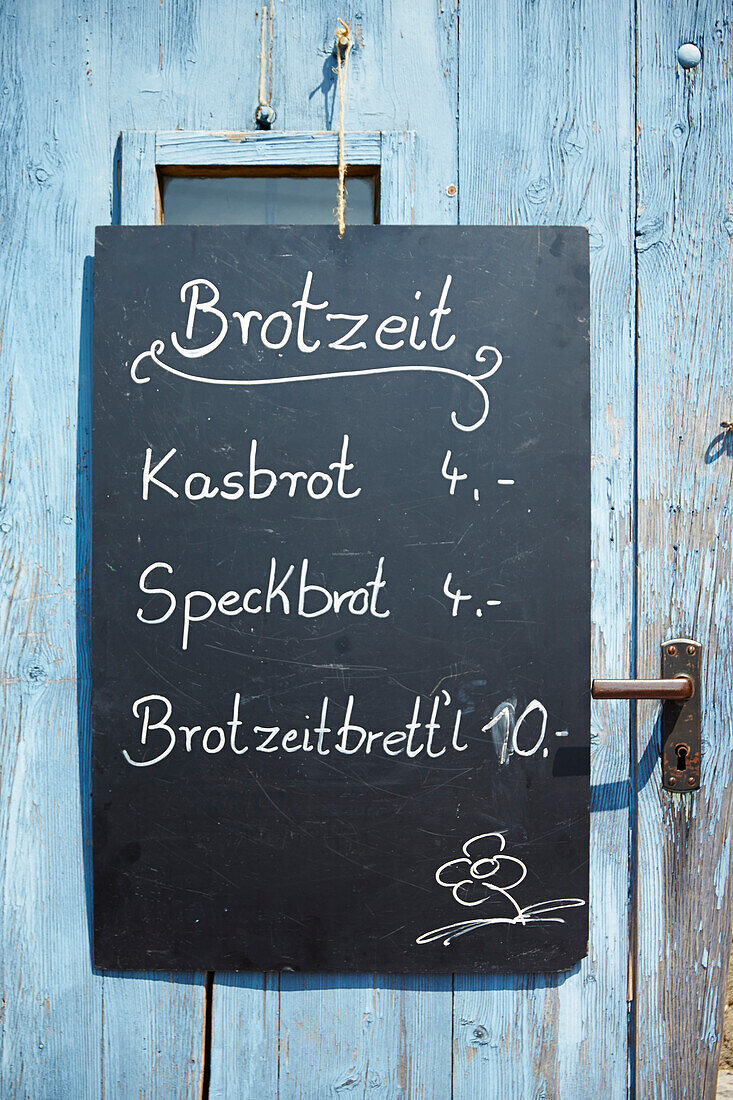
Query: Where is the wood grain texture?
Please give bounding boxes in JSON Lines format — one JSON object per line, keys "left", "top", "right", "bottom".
{"left": 0, "top": 18, "right": 102, "bottom": 1089}
{"left": 277, "top": 974, "right": 452, "bottom": 1100}
{"left": 634, "top": 3, "right": 733, "bottom": 1096}
{"left": 272, "top": 0, "right": 459, "bottom": 226}
{"left": 3, "top": 0, "right": 732, "bottom": 1095}
{"left": 156, "top": 129, "right": 383, "bottom": 166}
{"left": 380, "top": 131, "right": 418, "bottom": 225}
{"left": 120, "top": 131, "right": 158, "bottom": 225}
{"left": 0, "top": 0, "right": 208, "bottom": 1090}
{"left": 455, "top": 1, "right": 636, "bottom": 1095}
{"left": 207, "top": 973, "right": 278, "bottom": 1100}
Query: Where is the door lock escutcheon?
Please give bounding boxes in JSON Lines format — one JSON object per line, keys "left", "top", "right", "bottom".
{"left": 592, "top": 639, "right": 702, "bottom": 792}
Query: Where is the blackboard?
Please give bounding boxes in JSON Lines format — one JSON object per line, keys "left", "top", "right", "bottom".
{"left": 92, "top": 225, "right": 590, "bottom": 972}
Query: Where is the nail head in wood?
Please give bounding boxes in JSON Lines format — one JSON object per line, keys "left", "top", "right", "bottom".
{"left": 677, "top": 43, "right": 701, "bottom": 69}
{"left": 254, "top": 103, "right": 276, "bottom": 129}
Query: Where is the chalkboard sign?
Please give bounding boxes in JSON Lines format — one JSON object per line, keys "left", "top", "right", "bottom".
{"left": 92, "top": 225, "right": 590, "bottom": 972}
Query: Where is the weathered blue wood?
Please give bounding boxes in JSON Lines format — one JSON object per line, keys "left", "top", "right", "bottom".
{"left": 208, "top": 2, "right": 457, "bottom": 1095}
{"left": 157, "top": 129, "right": 382, "bottom": 166}
{"left": 380, "top": 131, "right": 418, "bottom": 225}
{"left": 0, "top": 0, "right": 208, "bottom": 1094}
{"left": 207, "top": 972, "right": 279, "bottom": 1099}
{"left": 634, "top": 4, "right": 733, "bottom": 1096}
{"left": 276, "top": 973, "right": 452, "bottom": 1099}
{"left": 101, "top": 973, "right": 206, "bottom": 1096}
{"left": 272, "top": 0, "right": 458, "bottom": 228}
{"left": 120, "top": 131, "right": 158, "bottom": 225}
{"left": 0, "top": 18, "right": 110, "bottom": 1083}
{"left": 454, "top": 2, "right": 636, "bottom": 1095}
{"left": 4, "top": 0, "right": 732, "bottom": 1096}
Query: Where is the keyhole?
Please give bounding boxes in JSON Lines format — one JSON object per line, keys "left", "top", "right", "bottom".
{"left": 675, "top": 743, "right": 689, "bottom": 772}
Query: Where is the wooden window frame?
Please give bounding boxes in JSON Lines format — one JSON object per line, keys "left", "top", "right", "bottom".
{"left": 118, "top": 130, "right": 417, "bottom": 227}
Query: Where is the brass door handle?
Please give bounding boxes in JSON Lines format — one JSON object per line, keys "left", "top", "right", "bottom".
{"left": 591, "top": 676, "right": 694, "bottom": 701}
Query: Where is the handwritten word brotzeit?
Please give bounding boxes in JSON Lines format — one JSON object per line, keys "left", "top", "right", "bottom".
{"left": 172, "top": 272, "right": 457, "bottom": 358}
{"left": 129, "top": 274, "right": 503, "bottom": 433}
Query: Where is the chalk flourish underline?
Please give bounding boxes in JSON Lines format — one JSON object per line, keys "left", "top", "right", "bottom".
{"left": 130, "top": 339, "right": 503, "bottom": 433}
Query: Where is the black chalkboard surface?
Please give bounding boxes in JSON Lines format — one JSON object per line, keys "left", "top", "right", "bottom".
{"left": 92, "top": 225, "right": 590, "bottom": 972}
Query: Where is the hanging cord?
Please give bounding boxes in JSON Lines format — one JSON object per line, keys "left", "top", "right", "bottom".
{"left": 334, "top": 18, "right": 352, "bottom": 237}
{"left": 255, "top": 1, "right": 276, "bottom": 129}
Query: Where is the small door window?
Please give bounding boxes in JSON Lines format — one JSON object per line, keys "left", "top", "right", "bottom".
{"left": 160, "top": 169, "right": 377, "bottom": 225}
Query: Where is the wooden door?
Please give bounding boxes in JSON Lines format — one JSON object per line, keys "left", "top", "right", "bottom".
{"left": 1, "top": 2, "right": 730, "bottom": 1096}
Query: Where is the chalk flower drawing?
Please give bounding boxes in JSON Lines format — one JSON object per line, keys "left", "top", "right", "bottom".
{"left": 416, "top": 832, "right": 585, "bottom": 946}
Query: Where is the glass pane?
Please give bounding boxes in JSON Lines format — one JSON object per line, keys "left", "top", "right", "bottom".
{"left": 162, "top": 174, "right": 376, "bottom": 225}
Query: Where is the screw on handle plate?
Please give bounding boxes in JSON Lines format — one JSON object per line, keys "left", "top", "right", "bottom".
{"left": 660, "top": 639, "right": 701, "bottom": 791}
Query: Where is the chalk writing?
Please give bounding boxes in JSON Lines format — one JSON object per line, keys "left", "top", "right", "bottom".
{"left": 92, "top": 224, "right": 591, "bottom": 972}
{"left": 416, "top": 832, "right": 585, "bottom": 946}
{"left": 129, "top": 272, "right": 503, "bottom": 432}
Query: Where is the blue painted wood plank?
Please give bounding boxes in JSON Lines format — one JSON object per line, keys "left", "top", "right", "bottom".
{"left": 454, "top": 2, "right": 636, "bottom": 1095}
{"left": 277, "top": 973, "right": 453, "bottom": 1100}
{"left": 634, "top": 3, "right": 733, "bottom": 1096}
{"left": 0, "top": 17, "right": 107, "bottom": 1092}
{"left": 156, "top": 129, "right": 383, "bottom": 166}
{"left": 207, "top": 973, "right": 279, "bottom": 1100}
{"left": 208, "top": 2, "right": 457, "bottom": 1096}
{"left": 273, "top": 0, "right": 459, "bottom": 228}
{"left": 380, "top": 131, "right": 418, "bottom": 224}
{"left": 120, "top": 131, "right": 159, "bottom": 224}
{"left": 101, "top": 973, "right": 206, "bottom": 1096}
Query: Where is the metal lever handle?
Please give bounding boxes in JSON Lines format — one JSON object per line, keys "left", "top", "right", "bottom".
{"left": 592, "top": 640, "right": 701, "bottom": 791}
{"left": 591, "top": 675, "right": 694, "bottom": 701}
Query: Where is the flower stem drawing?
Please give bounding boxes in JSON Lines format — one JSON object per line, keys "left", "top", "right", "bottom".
{"left": 416, "top": 832, "right": 585, "bottom": 946}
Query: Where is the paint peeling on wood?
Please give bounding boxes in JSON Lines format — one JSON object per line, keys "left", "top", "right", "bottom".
{"left": 635, "top": 3, "right": 733, "bottom": 1095}
{"left": 1, "top": 0, "right": 730, "bottom": 1096}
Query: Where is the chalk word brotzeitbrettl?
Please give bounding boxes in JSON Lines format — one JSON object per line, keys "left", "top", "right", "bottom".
{"left": 122, "top": 692, "right": 556, "bottom": 769}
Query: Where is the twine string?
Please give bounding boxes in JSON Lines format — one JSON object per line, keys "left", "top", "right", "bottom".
{"left": 256, "top": 1, "right": 275, "bottom": 125}
{"left": 334, "top": 18, "right": 352, "bottom": 237}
